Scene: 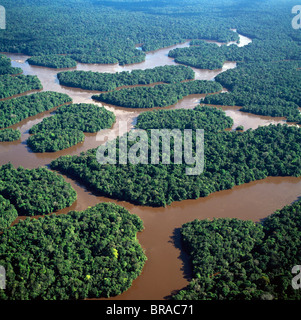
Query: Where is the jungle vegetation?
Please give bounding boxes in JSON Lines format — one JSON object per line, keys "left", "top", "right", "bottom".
{"left": 92, "top": 80, "right": 222, "bottom": 108}
{"left": 173, "top": 199, "right": 301, "bottom": 300}
{"left": 27, "top": 54, "right": 77, "bottom": 69}
{"left": 51, "top": 106, "right": 301, "bottom": 207}
{"left": 27, "top": 129, "right": 85, "bottom": 153}
{"left": 0, "top": 195, "right": 18, "bottom": 232}
{"left": 0, "top": 163, "right": 77, "bottom": 216}
{"left": 0, "top": 128, "right": 21, "bottom": 142}
{"left": 57, "top": 65, "right": 195, "bottom": 91}
{"left": 203, "top": 61, "right": 301, "bottom": 124}
{"left": 0, "top": 202, "right": 146, "bottom": 300}
{"left": 27, "top": 103, "right": 115, "bottom": 152}
{"left": 0, "top": 91, "right": 72, "bottom": 129}
{"left": 0, "top": 74, "right": 42, "bottom": 100}
{"left": 0, "top": 54, "right": 22, "bottom": 76}
{"left": 0, "top": 0, "right": 240, "bottom": 65}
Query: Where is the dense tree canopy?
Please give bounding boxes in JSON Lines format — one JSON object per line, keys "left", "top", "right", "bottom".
{"left": 57, "top": 65, "right": 195, "bottom": 91}
{"left": 173, "top": 199, "right": 301, "bottom": 300}
{"left": 0, "top": 128, "right": 21, "bottom": 142}
{"left": 0, "top": 202, "right": 146, "bottom": 300}
{"left": 29, "top": 103, "right": 116, "bottom": 134}
{"left": 0, "top": 0, "right": 241, "bottom": 66}
{"left": 27, "top": 129, "right": 85, "bottom": 153}
{"left": 0, "top": 74, "right": 42, "bottom": 100}
{"left": 27, "top": 103, "right": 116, "bottom": 152}
{"left": 135, "top": 105, "right": 233, "bottom": 132}
{"left": 0, "top": 91, "right": 72, "bottom": 129}
{"left": 51, "top": 106, "right": 301, "bottom": 207}
{"left": 168, "top": 38, "right": 301, "bottom": 70}
{"left": 204, "top": 61, "right": 301, "bottom": 123}
{"left": 27, "top": 54, "right": 77, "bottom": 69}
{"left": 0, "top": 54, "right": 22, "bottom": 76}
{"left": 0, "top": 163, "right": 77, "bottom": 216}
{"left": 0, "top": 195, "right": 18, "bottom": 232}
{"left": 92, "top": 80, "right": 222, "bottom": 108}
{"left": 0, "top": 0, "right": 301, "bottom": 302}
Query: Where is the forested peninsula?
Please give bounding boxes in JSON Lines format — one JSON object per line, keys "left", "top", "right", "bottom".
{"left": 204, "top": 61, "right": 301, "bottom": 124}
{"left": 0, "top": 203, "right": 146, "bottom": 300}
{"left": 0, "top": 74, "right": 42, "bottom": 100}
{"left": 0, "top": 129, "right": 21, "bottom": 142}
{"left": 57, "top": 65, "right": 195, "bottom": 91}
{"left": 0, "top": 54, "right": 22, "bottom": 76}
{"left": 51, "top": 106, "right": 301, "bottom": 207}
{"left": 174, "top": 199, "right": 301, "bottom": 300}
{"left": 0, "top": 163, "right": 77, "bottom": 216}
{"left": 27, "top": 54, "right": 77, "bottom": 69}
{"left": 92, "top": 81, "right": 222, "bottom": 109}
{"left": 27, "top": 103, "right": 116, "bottom": 152}
{"left": 0, "top": 91, "right": 72, "bottom": 129}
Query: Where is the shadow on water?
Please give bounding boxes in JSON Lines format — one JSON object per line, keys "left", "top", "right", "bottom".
{"left": 164, "top": 227, "right": 193, "bottom": 299}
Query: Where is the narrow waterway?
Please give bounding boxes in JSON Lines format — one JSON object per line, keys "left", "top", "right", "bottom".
{"left": 1, "top": 32, "right": 300, "bottom": 300}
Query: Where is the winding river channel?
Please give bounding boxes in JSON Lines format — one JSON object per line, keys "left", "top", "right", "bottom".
{"left": 1, "top": 32, "right": 301, "bottom": 300}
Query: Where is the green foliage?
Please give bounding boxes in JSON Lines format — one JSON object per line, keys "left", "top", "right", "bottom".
{"left": 0, "top": 163, "right": 77, "bottom": 216}
{"left": 27, "top": 54, "right": 77, "bottom": 69}
{"left": 204, "top": 61, "right": 301, "bottom": 123}
{"left": 27, "top": 129, "right": 85, "bottom": 153}
{"left": 57, "top": 65, "right": 195, "bottom": 91}
{"left": 0, "top": 91, "right": 72, "bottom": 129}
{"left": 136, "top": 105, "right": 233, "bottom": 132}
{"left": 92, "top": 80, "right": 222, "bottom": 108}
{"left": 27, "top": 103, "right": 115, "bottom": 152}
{"left": 0, "top": 74, "right": 42, "bottom": 99}
{"left": 0, "top": 202, "right": 146, "bottom": 300}
{"left": 29, "top": 103, "right": 116, "bottom": 134}
{"left": 50, "top": 106, "right": 301, "bottom": 207}
{"left": 173, "top": 200, "right": 301, "bottom": 300}
{"left": 0, "top": 0, "right": 238, "bottom": 65}
{"left": 0, "top": 128, "right": 21, "bottom": 142}
{"left": 169, "top": 41, "right": 227, "bottom": 70}
{"left": 168, "top": 38, "right": 301, "bottom": 70}
{"left": 0, "top": 195, "right": 18, "bottom": 232}
{"left": 0, "top": 54, "right": 22, "bottom": 75}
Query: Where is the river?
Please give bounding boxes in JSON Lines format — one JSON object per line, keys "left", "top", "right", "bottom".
{"left": 1, "top": 32, "right": 300, "bottom": 300}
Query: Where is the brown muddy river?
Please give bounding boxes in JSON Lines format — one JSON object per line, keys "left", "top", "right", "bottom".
{"left": 1, "top": 32, "right": 300, "bottom": 300}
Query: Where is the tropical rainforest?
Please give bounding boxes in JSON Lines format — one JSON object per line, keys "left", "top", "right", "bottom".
{"left": 0, "top": 54, "right": 22, "bottom": 76}
{"left": 173, "top": 199, "right": 301, "bottom": 300}
{"left": 0, "top": 0, "right": 300, "bottom": 302}
{"left": 0, "top": 195, "right": 18, "bottom": 232}
{"left": 203, "top": 61, "right": 301, "bottom": 124}
{"left": 57, "top": 65, "right": 195, "bottom": 91}
{"left": 92, "top": 81, "right": 222, "bottom": 108}
{"left": 0, "top": 74, "right": 42, "bottom": 100}
{"left": 0, "top": 203, "right": 146, "bottom": 299}
{"left": 0, "top": 91, "right": 72, "bottom": 129}
{"left": 0, "top": 163, "right": 77, "bottom": 216}
{"left": 27, "top": 103, "right": 115, "bottom": 152}
{"left": 51, "top": 106, "right": 301, "bottom": 207}
{"left": 0, "top": 129, "right": 21, "bottom": 142}
{"left": 27, "top": 55, "right": 77, "bottom": 69}
{"left": 0, "top": 0, "right": 239, "bottom": 65}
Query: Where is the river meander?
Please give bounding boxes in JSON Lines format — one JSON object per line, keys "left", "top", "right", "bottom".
{"left": 1, "top": 32, "right": 300, "bottom": 300}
